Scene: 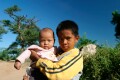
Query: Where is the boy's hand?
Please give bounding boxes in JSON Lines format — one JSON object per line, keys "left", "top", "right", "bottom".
{"left": 28, "top": 48, "right": 40, "bottom": 52}
{"left": 30, "top": 61, "right": 37, "bottom": 68}
{"left": 30, "top": 50, "right": 40, "bottom": 62}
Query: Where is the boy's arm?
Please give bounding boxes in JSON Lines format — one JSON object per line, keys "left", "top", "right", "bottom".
{"left": 35, "top": 48, "right": 83, "bottom": 80}
{"left": 30, "top": 50, "right": 40, "bottom": 62}
{"left": 29, "top": 50, "right": 40, "bottom": 68}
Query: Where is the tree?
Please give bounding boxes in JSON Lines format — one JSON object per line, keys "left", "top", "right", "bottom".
{"left": 0, "top": 26, "right": 7, "bottom": 41}
{"left": 76, "top": 33, "right": 97, "bottom": 49}
{"left": 111, "top": 10, "right": 120, "bottom": 42}
{"left": 1, "top": 5, "right": 40, "bottom": 51}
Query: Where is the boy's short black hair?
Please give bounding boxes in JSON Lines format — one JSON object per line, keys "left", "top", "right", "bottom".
{"left": 56, "top": 20, "right": 79, "bottom": 36}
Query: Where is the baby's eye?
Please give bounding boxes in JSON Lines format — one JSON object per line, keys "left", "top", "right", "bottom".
{"left": 48, "top": 40, "right": 52, "bottom": 42}
{"left": 40, "top": 40, "right": 45, "bottom": 42}
{"left": 41, "top": 40, "right": 44, "bottom": 42}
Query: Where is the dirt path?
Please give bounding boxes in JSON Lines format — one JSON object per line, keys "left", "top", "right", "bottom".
{"left": 0, "top": 60, "right": 30, "bottom": 80}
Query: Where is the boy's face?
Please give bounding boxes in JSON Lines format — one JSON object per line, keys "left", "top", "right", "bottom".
{"left": 58, "top": 29, "right": 79, "bottom": 52}
{"left": 39, "top": 31, "right": 54, "bottom": 50}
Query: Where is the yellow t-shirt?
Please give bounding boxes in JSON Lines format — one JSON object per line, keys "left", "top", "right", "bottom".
{"left": 36, "top": 48, "right": 83, "bottom": 80}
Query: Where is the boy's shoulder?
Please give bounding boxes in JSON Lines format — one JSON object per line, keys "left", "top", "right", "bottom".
{"left": 57, "top": 48, "right": 80, "bottom": 61}
{"left": 67, "top": 48, "right": 79, "bottom": 54}
{"left": 57, "top": 48, "right": 79, "bottom": 55}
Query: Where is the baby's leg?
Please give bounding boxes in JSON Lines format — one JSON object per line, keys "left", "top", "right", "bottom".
{"left": 26, "top": 67, "right": 32, "bottom": 76}
{"left": 29, "top": 68, "right": 48, "bottom": 80}
{"left": 23, "top": 74, "right": 29, "bottom": 80}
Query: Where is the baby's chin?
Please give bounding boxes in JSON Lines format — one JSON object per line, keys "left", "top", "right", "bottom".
{"left": 43, "top": 47, "right": 49, "bottom": 50}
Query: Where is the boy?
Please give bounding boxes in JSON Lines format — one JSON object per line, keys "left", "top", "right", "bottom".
{"left": 29, "top": 20, "right": 83, "bottom": 80}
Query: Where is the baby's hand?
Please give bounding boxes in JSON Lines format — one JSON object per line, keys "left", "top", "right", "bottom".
{"left": 14, "top": 60, "right": 21, "bottom": 70}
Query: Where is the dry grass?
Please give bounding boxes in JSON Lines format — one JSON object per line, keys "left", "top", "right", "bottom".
{"left": 0, "top": 60, "right": 30, "bottom": 80}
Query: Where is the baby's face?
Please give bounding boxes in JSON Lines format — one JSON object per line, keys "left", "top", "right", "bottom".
{"left": 39, "top": 31, "right": 54, "bottom": 50}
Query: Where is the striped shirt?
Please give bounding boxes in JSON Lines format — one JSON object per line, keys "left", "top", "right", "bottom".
{"left": 36, "top": 48, "right": 83, "bottom": 80}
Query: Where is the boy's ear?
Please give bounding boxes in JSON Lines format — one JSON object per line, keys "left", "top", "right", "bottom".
{"left": 75, "top": 35, "right": 80, "bottom": 42}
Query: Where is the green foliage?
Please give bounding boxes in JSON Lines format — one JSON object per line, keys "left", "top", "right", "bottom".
{"left": 1, "top": 5, "right": 40, "bottom": 50}
{"left": 111, "top": 10, "right": 120, "bottom": 41}
{"left": 0, "top": 26, "right": 7, "bottom": 41}
{"left": 4, "top": 5, "right": 21, "bottom": 16}
{"left": 76, "top": 34, "right": 97, "bottom": 49}
{"left": 111, "top": 10, "right": 120, "bottom": 25}
{"left": 0, "top": 48, "right": 21, "bottom": 61}
{"left": 0, "top": 51, "right": 9, "bottom": 61}
{"left": 80, "top": 46, "right": 120, "bottom": 80}
{"left": 115, "top": 42, "right": 120, "bottom": 49}
{"left": 0, "top": 5, "right": 40, "bottom": 61}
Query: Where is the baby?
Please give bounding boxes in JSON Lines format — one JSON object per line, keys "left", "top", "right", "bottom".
{"left": 14, "top": 28, "right": 58, "bottom": 76}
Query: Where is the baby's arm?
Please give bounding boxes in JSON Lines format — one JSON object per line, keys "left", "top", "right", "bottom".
{"left": 14, "top": 45, "right": 41, "bottom": 70}
{"left": 14, "top": 49, "right": 31, "bottom": 70}
{"left": 14, "top": 59, "right": 21, "bottom": 70}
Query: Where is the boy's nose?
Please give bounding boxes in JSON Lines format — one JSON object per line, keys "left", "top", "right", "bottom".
{"left": 63, "top": 39, "right": 67, "bottom": 44}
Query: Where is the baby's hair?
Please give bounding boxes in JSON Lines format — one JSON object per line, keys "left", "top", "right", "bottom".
{"left": 56, "top": 20, "right": 79, "bottom": 37}
{"left": 39, "top": 28, "right": 55, "bottom": 42}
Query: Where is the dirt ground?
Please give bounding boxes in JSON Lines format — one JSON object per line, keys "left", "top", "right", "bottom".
{"left": 0, "top": 60, "right": 30, "bottom": 80}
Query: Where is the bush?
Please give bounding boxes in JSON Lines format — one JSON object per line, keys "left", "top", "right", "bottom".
{"left": 0, "top": 48, "right": 21, "bottom": 61}
{"left": 80, "top": 46, "right": 120, "bottom": 80}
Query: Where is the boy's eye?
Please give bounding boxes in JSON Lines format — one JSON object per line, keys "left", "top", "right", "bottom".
{"left": 59, "top": 37, "right": 71, "bottom": 41}
{"left": 66, "top": 37, "right": 71, "bottom": 40}
{"left": 59, "top": 38, "right": 63, "bottom": 41}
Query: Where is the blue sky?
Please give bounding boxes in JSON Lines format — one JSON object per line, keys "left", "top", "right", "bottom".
{"left": 0, "top": 0, "right": 120, "bottom": 48}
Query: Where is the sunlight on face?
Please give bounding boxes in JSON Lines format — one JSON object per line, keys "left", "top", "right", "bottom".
{"left": 40, "top": 31, "right": 54, "bottom": 50}
{"left": 58, "top": 29, "right": 79, "bottom": 52}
